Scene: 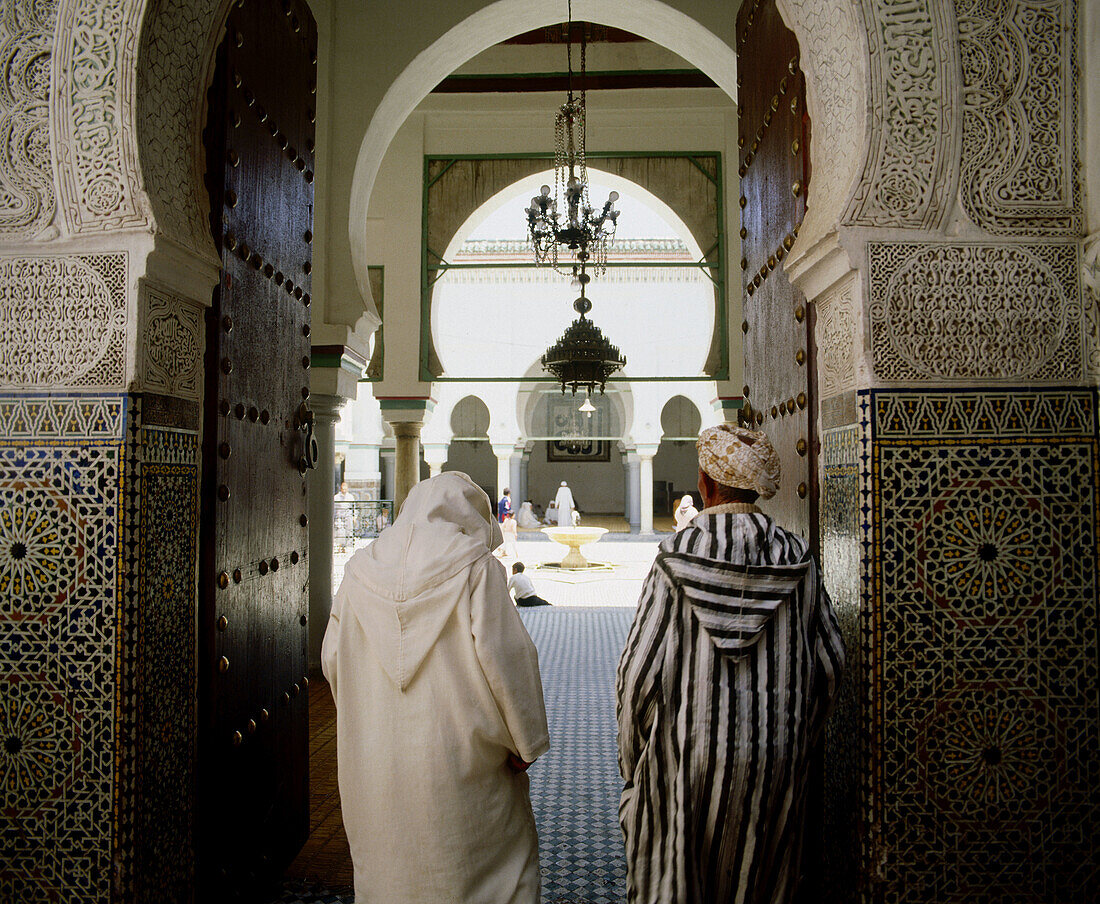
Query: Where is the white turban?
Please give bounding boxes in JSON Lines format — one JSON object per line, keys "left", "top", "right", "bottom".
{"left": 696, "top": 425, "right": 780, "bottom": 500}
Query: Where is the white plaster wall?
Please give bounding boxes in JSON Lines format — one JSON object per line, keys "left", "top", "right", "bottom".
{"left": 453, "top": 35, "right": 702, "bottom": 76}
{"left": 362, "top": 114, "right": 427, "bottom": 392}
{"left": 526, "top": 442, "right": 626, "bottom": 513}
{"left": 653, "top": 440, "right": 700, "bottom": 502}
{"left": 443, "top": 440, "right": 498, "bottom": 495}
{"left": 353, "top": 87, "right": 741, "bottom": 399}
{"left": 338, "top": 0, "right": 743, "bottom": 322}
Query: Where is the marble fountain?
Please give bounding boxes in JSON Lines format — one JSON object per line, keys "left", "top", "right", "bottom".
{"left": 540, "top": 526, "right": 609, "bottom": 569}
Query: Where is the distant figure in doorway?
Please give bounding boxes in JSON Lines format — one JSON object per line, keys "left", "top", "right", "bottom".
{"left": 508, "top": 562, "right": 551, "bottom": 607}
{"left": 553, "top": 481, "right": 576, "bottom": 527}
{"left": 498, "top": 487, "right": 513, "bottom": 522}
{"left": 498, "top": 511, "right": 519, "bottom": 559}
{"left": 334, "top": 480, "right": 355, "bottom": 550}
{"left": 322, "top": 472, "right": 549, "bottom": 904}
{"left": 517, "top": 501, "right": 542, "bottom": 529}
{"left": 616, "top": 425, "right": 845, "bottom": 904}
{"left": 673, "top": 494, "right": 699, "bottom": 531}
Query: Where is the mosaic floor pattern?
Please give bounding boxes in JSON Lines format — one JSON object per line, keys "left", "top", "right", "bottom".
{"left": 272, "top": 606, "right": 637, "bottom": 904}
{"left": 522, "top": 607, "right": 634, "bottom": 904}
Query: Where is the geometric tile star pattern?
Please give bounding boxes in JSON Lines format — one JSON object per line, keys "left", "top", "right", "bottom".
{"left": 0, "top": 395, "right": 123, "bottom": 904}
{"left": 871, "top": 388, "right": 1099, "bottom": 901}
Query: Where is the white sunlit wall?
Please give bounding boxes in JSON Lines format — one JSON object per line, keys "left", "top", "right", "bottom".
{"left": 415, "top": 172, "right": 723, "bottom": 520}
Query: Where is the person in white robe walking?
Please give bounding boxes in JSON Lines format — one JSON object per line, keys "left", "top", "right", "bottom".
{"left": 553, "top": 481, "right": 576, "bottom": 527}
{"left": 322, "top": 471, "right": 550, "bottom": 904}
{"left": 498, "top": 510, "right": 519, "bottom": 559}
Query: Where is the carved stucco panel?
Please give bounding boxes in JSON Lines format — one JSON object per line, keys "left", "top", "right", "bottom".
{"left": 777, "top": 0, "right": 866, "bottom": 246}
{"left": 136, "top": 0, "right": 225, "bottom": 258}
{"left": 137, "top": 281, "right": 203, "bottom": 400}
{"left": 816, "top": 273, "right": 856, "bottom": 399}
{"left": 0, "top": 252, "right": 129, "bottom": 388}
{"left": 957, "top": 0, "right": 1081, "bottom": 236}
{"left": 844, "top": 0, "right": 958, "bottom": 230}
{"left": 1084, "top": 232, "right": 1100, "bottom": 380}
{"left": 0, "top": 0, "right": 58, "bottom": 237}
{"left": 53, "top": 0, "right": 149, "bottom": 233}
{"left": 868, "top": 242, "right": 1082, "bottom": 383}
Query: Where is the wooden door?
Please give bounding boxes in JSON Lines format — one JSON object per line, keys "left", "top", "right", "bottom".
{"left": 199, "top": 0, "right": 317, "bottom": 898}
{"left": 736, "top": 5, "right": 822, "bottom": 894}
{"left": 736, "top": 0, "right": 816, "bottom": 552}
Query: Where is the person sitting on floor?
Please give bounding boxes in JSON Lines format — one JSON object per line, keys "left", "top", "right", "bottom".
{"left": 517, "top": 501, "right": 541, "bottom": 530}
{"left": 508, "top": 562, "right": 551, "bottom": 607}
{"left": 673, "top": 494, "right": 700, "bottom": 531}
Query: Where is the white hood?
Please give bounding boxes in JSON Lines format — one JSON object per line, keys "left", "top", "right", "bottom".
{"left": 336, "top": 472, "right": 502, "bottom": 690}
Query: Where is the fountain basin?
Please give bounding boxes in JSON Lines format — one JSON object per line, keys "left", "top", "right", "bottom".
{"left": 541, "top": 526, "right": 609, "bottom": 569}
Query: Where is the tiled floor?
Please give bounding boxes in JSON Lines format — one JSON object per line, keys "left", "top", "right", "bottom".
{"left": 282, "top": 682, "right": 352, "bottom": 890}
{"left": 521, "top": 607, "right": 635, "bottom": 904}
{"left": 275, "top": 546, "right": 655, "bottom": 904}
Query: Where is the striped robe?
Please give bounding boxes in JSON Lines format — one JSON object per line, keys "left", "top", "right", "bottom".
{"left": 616, "top": 506, "right": 844, "bottom": 904}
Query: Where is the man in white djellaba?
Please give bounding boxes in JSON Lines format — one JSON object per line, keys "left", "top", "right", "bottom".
{"left": 322, "top": 471, "right": 550, "bottom": 903}
{"left": 553, "top": 480, "right": 576, "bottom": 527}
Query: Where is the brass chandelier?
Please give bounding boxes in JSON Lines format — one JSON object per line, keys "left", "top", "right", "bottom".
{"left": 524, "top": 1, "right": 621, "bottom": 278}
{"left": 531, "top": 2, "right": 626, "bottom": 397}
{"left": 541, "top": 287, "right": 626, "bottom": 396}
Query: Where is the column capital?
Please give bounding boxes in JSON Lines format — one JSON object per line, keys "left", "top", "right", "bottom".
{"left": 491, "top": 443, "right": 515, "bottom": 459}
{"left": 378, "top": 397, "right": 435, "bottom": 427}
{"left": 636, "top": 443, "right": 660, "bottom": 459}
{"left": 390, "top": 421, "right": 423, "bottom": 440}
{"left": 309, "top": 392, "right": 346, "bottom": 422}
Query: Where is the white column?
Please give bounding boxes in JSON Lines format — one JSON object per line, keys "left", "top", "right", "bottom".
{"left": 622, "top": 454, "right": 632, "bottom": 523}
{"left": 624, "top": 451, "right": 641, "bottom": 530}
{"left": 380, "top": 445, "right": 395, "bottom": 500}
{"left": 509, "top": 449, "right": 524, "bottom": 502}
{"left": 637, "top": 445, "right": 659, "bottom": 535}
{"left": 492, "top": 443, "right": 513, "bottom": 504}
{"left": 307, "top": 393, "right": 345, "bottom": 671}
{"left": 422, "top": 442, "right": 449, "bottom": 478}
{"left": 392, "top": 422, "right": 423, "bottom": 511}
{"left": 520, "top": 449, "right": 532, "bottom": 505}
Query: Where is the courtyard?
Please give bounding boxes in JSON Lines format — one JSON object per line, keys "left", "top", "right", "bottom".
{"left": 278, "top": 535, "right": 660, "bottom": 903}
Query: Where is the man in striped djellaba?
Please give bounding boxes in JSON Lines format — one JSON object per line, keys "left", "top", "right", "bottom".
{"left": 616, "top": 425, "right": 844, "bottom": 904}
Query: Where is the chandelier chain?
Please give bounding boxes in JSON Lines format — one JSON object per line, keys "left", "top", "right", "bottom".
{"left": 524, "top": 0, "right": 620, "bottom": 278}
{"left": 566, "top": 0, "right": 573, "bottom": 102}
{"left": 529, "top": 2, "right": 627, "bottom": 396}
